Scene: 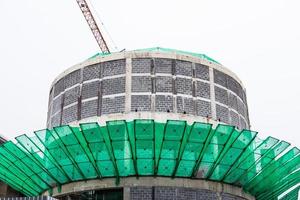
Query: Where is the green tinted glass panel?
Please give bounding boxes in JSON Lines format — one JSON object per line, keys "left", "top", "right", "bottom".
{"left": 181, "top": 143, "right": 203, "bottom": 160}
{"left": 176, "top": 160, "right": 195, "bottom": 177}
{"left": 54, "top": 126, "right": 78, "bottom": 145}
{"left": 209, "top": 130, "right": 256, "bottom": 181}
{"left": 0, "top": 120, "right": 298, "bottom": 200}
{"left": 188, "top": 123, "right": 211, "bottom": 143}
{"left": 89, "top": 142, "right": 110, "bottom": 160}
{"left": 112, "top": 141, "right": 132, "bottom": 159}
{"left": 77, "top": 162, "right": 97, "bottom": 178}
{"left": 80, "top": 123, "right": 104, "bottom": 143}
{"left": 164, "top": 120, "right": 186, "bottom": 140}
{"left": 210, "top": 125, "right": 234, "bottom": 144}
{"left": 97, "top": 161, "right": 115, "bottom": 177}
{"left": 223, "top": 137, "right": 281, "bottom": 184}
{"left": 157, "top": 159, "right": 176, "bottom": 176}
{"left": 107, "top": 121, "right": 128, "bottom": 141}
{"left": 201, "top": 144, "right": 222, "bottom": 162}
{"left": 137, "top": 159, "right": 154, "bottom": 175}
{"left": 136, "top": 140, "right": 153, "bottom": 159}
{"left": 116, "top": 159, "right": 135, "bottom": 176}
{"left": 280, "top": 186, "right": 299, "bottom": 200}
{"left": 135, "top": 120, "right": 154, "bottom": 140}
{"left": 160, "top": 141, "right": 181, "bottom": 159}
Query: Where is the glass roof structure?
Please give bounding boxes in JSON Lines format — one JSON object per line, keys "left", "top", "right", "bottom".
{"left": 280, "top": 186, "right": 299, "bottom": 200}
{"left": 0, "top": 120, "right": 298, "bottom": 200}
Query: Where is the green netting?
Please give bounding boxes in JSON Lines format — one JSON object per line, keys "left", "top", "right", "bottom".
{"left": 88, "top": 47, "right": 220, "bottom": 64}
{"left": 0, "top": 120, "right": 298, "bottom": 200}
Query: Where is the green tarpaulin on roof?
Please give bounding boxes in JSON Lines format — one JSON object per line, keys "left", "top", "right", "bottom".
{"left": 89, "top": 47, "right": 220, "bottom": 64}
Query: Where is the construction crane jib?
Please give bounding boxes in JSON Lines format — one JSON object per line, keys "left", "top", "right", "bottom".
{"left": 76, "top": 0, "right": 110, "bottom": 54}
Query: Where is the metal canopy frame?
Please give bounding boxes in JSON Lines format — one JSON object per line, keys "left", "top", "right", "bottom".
{"left": 0, "top": 120, "right": 298, "bottom": 200}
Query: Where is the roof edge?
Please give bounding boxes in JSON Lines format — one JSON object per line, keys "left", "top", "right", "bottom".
{"left": 88, "top": 47, "right": 220, "bottom": 64}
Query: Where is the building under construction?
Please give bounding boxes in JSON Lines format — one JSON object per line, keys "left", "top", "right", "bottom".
{"left": 0, "top": 47, "right": 298, "bottom": 200}
{"left": 0, "top": 1, "right": 299, "bottom": 200}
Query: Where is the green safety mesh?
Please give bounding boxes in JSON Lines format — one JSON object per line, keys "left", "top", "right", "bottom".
{"left": 0, "top": 120, "right": 298, "bottom": 200}
{"left": 89, "top": 47, "right": 220, "bottom": 64}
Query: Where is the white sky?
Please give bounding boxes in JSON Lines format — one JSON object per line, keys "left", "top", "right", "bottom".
{"left": 0, "top": 0, "right": 299, "bottom": 148}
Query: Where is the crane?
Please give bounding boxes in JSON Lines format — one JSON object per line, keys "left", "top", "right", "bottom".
{"left": 76, "top": 0, "right": 111, "bottom": 54}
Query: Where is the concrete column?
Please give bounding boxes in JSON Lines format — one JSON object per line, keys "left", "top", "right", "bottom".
{"left": 209, "top": 67, "right": 217, "bottom": 119}
{"left": 217, "top": 192, "right": 222, "bottom": 200}
{"left": 123, "top": 186, "right": 130, "bottom": 200}
{"left": 125, "top": 58, "right": 132, "bottom": 113}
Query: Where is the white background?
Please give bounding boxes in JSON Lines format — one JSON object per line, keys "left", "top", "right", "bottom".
{"left": 0, "top": 0, "right": 299, "bottom": 148}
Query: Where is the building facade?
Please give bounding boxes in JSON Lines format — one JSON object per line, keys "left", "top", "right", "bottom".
{"left": 47, "top": 48, "right": 250, "bottom": 130}
{"left": 45, "top": 48, "right": 253, "bottom": 200}
{"left": 0, "top": 48, "right": 298, "bottom": 200}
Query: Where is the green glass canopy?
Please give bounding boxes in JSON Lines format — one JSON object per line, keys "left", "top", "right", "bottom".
{"left": 280, "top": 186, "right": 299, "bottom": 200}
{"left": 0, "top": 120, "right": 298, "bottom": 200}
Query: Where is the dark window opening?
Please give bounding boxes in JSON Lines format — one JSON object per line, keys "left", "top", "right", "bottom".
{"left": 57, "top": 188, "right": 123, "bottom": 200}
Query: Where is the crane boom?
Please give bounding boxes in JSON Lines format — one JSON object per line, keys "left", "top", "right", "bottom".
{"left": 76, "top": 0, "right": 110, "bottom": 53}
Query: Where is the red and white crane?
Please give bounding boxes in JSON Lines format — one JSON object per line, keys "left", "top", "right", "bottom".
{"left": 75, "top": 0, "right": 111, "bottom": 54}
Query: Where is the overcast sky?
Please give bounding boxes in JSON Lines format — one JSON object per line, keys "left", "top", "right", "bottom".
{"left": 0, "top": 0, "right": 299, "bottom": 147}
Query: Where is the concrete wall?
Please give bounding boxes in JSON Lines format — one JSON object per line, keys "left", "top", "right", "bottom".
{"left": 0, "top": 182, "right": 23, "bottom": 198}
{"left": 47, "top": 177, "right": 255, "bottom": 200}
{"left": 0, "top": 197, "right": 56, "bottom": 200}
{"left": 130, "top": 186, "right": 248, "bottom": 200}
{"left": 47, "top": 51, "right": 250, "bottom": 130}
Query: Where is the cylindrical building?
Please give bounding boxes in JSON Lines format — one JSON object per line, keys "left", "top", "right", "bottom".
{"left": 44, "top": 47, "right": 254, "bottom": 200}
{"left": 0, "top": 49, "right": 298, "bottom": 200}
{"left": 47, "top": 47, "right": 250, "bottom": 130}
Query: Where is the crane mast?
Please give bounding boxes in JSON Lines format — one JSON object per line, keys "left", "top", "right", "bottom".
{"left": 76, "top": 0, "right": 110, "bottom": 53}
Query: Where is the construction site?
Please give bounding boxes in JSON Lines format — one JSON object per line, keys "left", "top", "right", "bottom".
{"left": 0, "top": 0, "right": 299, "bottom": 200}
